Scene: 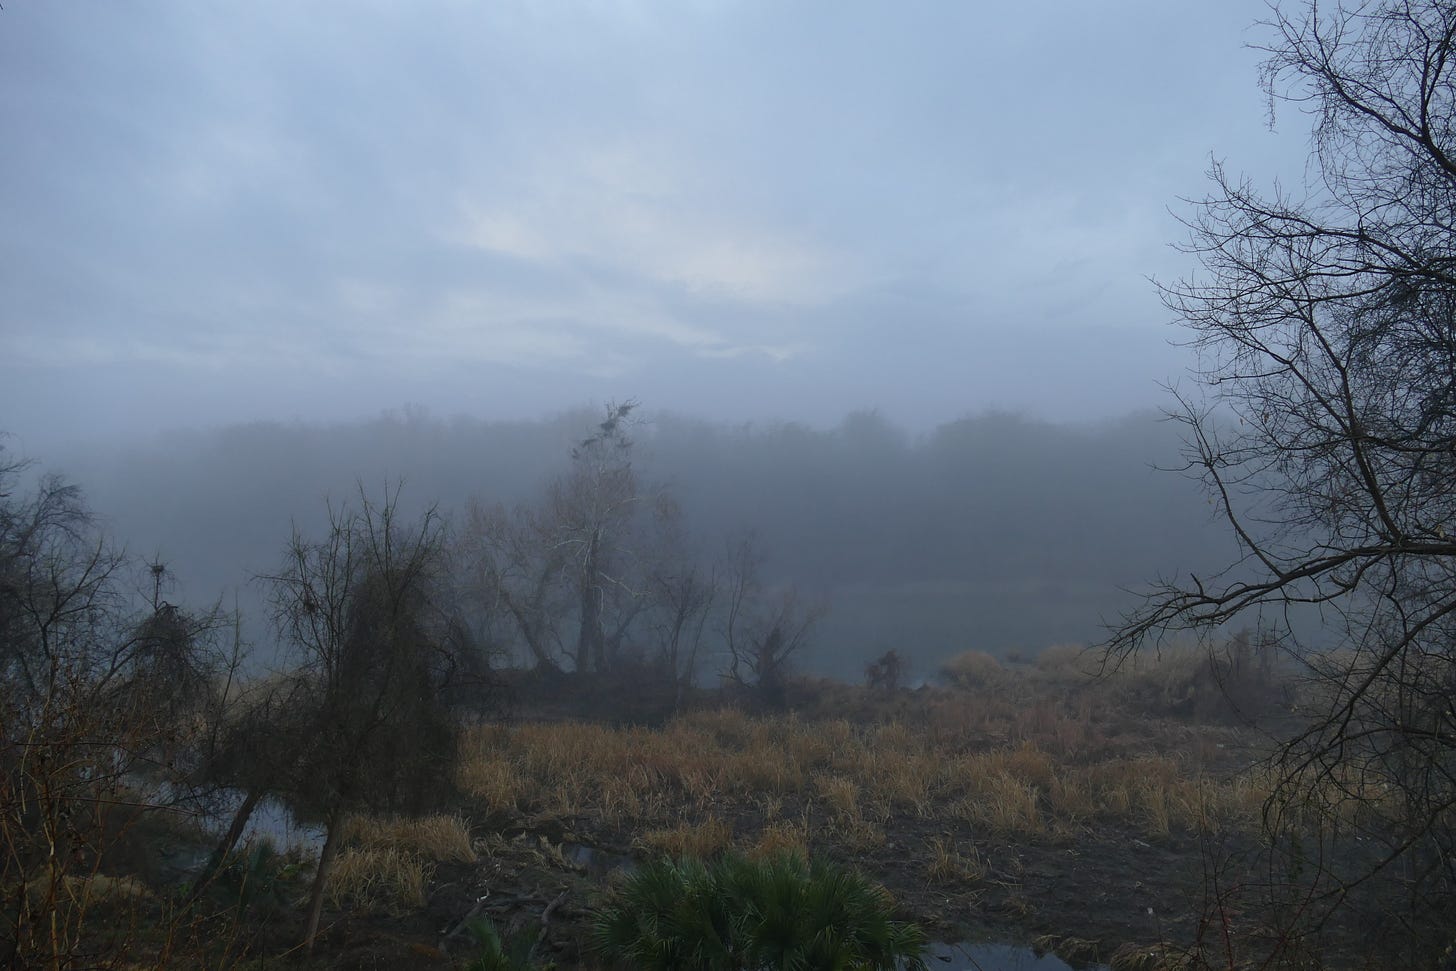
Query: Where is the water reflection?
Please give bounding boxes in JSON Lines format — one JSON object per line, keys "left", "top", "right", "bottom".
{"left": 562, "top": 842, "right": 635, "bottom": 876}
{"left": 237, "top": 796, "right": 324, "bottom": 851}
{"left": 923, "top": 941, "right": 1107, "bottom": 971}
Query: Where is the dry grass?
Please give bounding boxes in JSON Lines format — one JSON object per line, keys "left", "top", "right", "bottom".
{"left": 986, "top": 741, "right": 1058, "bottom": 789}
{"left": 861, "top": 749, "right": 935, "bottom": 817}
{"left": 636, "top": 817, "right": 733, "bottom": 858}
{"left": 433, "top": 669, "right": 1294, "bottom": 971}
{"left": 812, "top": 773, "right": 863, "bottom": 820}
{"left": 925, "top": 836, "right": 988, "bottom": 886}
{"left": 1047, "top": 774, "right": 1096, "bottom": 825}
{"left": 457, "top": 706, "right": 1270, "bottom": 839}
{"left": 743, "top": 819, "right": 810, "bottom": 860}
{"left": 1108, "top": 941, "right": 1193, "bottom": 971}
{"left": 453, "top": 664, "right": 1275, "bottom": 863}
{"left": 958, "top": 773, "right": 1043, "bottom": 836}
{"left": 341, "top": 814, "right": 475, "bottom": 863}
{"left": 328, "top": 814, "right": 471, "bottom": 916}
{"left": 457, "top": 750, "right": 521, "bottom": 813}
{"left": 326, "top": 847, "right": 432, "bottom": 915}
{"left": 830, "top": 812, "right": 886, "bottom": 853}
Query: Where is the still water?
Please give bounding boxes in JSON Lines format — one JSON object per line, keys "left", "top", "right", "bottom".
{"left": 922, "top": 941, "right": 1107, "bottom": 971}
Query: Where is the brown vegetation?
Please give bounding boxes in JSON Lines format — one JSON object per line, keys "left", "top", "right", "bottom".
{"left": 458, "top": 654, "right": 1274, "bottom": 850}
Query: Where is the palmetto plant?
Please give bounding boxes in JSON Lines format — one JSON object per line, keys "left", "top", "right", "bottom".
{"left": 463, "top": 917, "right": 541, "bottom": 971}
{"left": 592, "top": 857, "right": 735, "bottom": 970}
{"left": 592, "top": 852, "right": 927, "bottom": 971}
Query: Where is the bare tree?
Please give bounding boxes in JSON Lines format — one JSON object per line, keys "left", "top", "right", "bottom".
{"left": 459, "top": 499, "right": 571, "bottom": 672}
{"left": 460, "top": 402, "right": 659, "bottom": 676}
{"left": 641, "top": 495, "right": 717, "bottom": 701}
{"left": 552, "top": 401, "right": 645, "bottom": 673}
{"left": 259, "top": 485, "right": 469, "bottom": 950}
{"left": 0, "top": 459, "right": 125, "bottom": 701}
{"left": 1112, "top": 0, "right": 1456, "bottom": 961}
{"left": 719, "top": 533, "right": 824, "bottom": 707}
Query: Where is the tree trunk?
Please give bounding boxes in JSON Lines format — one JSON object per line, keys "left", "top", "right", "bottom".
{"left": 604, "top": 605, "right": 638, "bottom": 672}
{"left": 576, "top": 537, "right": 603, "bottom": 672}
{"left": 503, "top": 594, "right": 560, "bottom": 672}
{"left": 186, "top": 788, "right": 263, "bottom": 906}
{"left": 303, "top": 817, "right": 342, "bottom": 951}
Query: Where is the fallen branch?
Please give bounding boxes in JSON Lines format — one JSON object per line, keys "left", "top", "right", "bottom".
{"left": 439, "top": 892, "right": 491, "bottom": 954}
{"left": 530, "top": 890, "right": 569, "bottom": 962}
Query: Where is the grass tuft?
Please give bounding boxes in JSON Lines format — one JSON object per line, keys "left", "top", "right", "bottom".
{"left": 326, "top": 847, "right": 432, "bottom": 915}
{"left": 924, "top": 836, "right": 988, "bottom": 886}
{"left": 743, "top": 819, "right": 810, "bottom": 861}
{"left": 636, "top": 817, "right": 732, "bottom": 859}
{"left": 341, "top": 813, "right": 475, "bottom": 863}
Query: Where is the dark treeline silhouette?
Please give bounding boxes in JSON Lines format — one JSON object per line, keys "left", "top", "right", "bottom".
{"left": 49, "top": 405, "right": 1235, "bottom": 679}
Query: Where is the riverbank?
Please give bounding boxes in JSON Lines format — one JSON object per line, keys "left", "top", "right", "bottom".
{"left": 281, "top": 646, "right": 1294, "bottom": 969}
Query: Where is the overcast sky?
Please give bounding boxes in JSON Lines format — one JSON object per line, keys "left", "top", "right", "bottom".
{"left": 0, "top": 1, "right": 1310, "bottom": 451}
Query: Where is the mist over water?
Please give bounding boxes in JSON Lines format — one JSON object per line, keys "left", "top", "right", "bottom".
{"left": 45, "top": 405, "right": 1233, "bottom": 679}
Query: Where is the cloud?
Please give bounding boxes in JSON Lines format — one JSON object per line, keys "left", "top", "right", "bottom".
{"left": 0, "top": 0, "right": 1309, "bottom": 447}
{"left": 695, "top": 343, "right": 808, "bottom": 364}
{"left": 452, "top": 139, "right": 844, "bottom": 305}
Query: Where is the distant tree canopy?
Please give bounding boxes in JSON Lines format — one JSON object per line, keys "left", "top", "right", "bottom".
{"left": 69, "top": 405, "right": 1227, "bottom": 675}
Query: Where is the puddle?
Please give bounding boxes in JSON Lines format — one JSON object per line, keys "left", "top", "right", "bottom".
{"left": 562, "top": 842, "right": 636, "bottom": 876}
{"left": 197, "top": 791, "right": 324, "bottom": 855}
{"left": 922, "top": 941, "right": 1107, "bottom": 971}
{"left": 242, "top": 797, "right": 325, "bottom": 851}
{"left": 130, "top": 783, "right": 322, "bottom": 877}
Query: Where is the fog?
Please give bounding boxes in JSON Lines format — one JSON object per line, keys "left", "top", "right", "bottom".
{"left": 1, "top": 1, "right": 1299, "bottom": 677}
{"left": 41, "top": 405, "right": 1233, "bottom": 680}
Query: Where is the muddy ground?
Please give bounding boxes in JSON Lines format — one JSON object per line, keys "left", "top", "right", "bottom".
{"left": 151, "top": 676, "right": 1416, "bottom": 970}
{"left": 264, "top": 813, "right": 1231, "bottom": 970}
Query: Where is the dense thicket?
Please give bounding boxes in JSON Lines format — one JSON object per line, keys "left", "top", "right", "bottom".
{"left": 0, "top": 447, "right": 231, "bottom": 965}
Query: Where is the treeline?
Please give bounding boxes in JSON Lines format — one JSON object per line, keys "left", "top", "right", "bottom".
{"left": 51, "top": 404, "right": 1233, "bottom": 677}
